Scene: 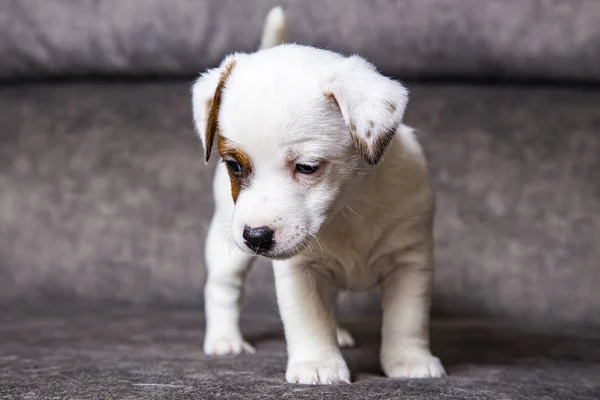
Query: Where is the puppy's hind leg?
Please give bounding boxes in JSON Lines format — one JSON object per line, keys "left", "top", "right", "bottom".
{"left": 336, "top": 325, "right": 356, "bottom": 348}
{"left": 380, "top": 243, "right": 445, "bottom": 378}
{"left": 203, "top": 214, "right": 255, "bottom": 356}
{"left": 331, "top": 290, "right": 355, "bottom": 348}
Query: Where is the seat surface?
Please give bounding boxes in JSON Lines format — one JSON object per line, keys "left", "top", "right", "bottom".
{"left": 0, "top": 307, "right": 598, "bottom": 399}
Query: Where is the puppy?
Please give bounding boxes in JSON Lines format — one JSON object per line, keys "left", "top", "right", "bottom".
{"left": 192, "top": 7, "right": 445, "bottom": 384}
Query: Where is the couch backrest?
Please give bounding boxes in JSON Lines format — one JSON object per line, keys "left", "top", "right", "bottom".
{"left": 0, "top": 81, "right": 598, "bottom": 333}
{"left": 1, "top": 0, "right": 599, "bottom": 81}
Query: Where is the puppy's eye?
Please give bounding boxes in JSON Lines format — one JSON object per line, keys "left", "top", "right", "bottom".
{"left": 225, "top": 159, "right": 243, "bottom": 177}
{"left": 295, "top": 163, "right": 319, "bottom": 174}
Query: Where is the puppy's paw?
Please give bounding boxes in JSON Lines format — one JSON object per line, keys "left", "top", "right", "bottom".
{"left": 286, "top": 359, "right": 351, "bottom": 384}
{"left": 203, "top": 333, "right": 255, "bottom": 356}
{"left": 336, "top": 326, "right": 355, "bottom": 348}
{"left": 383, "top": 353, "right": 445, "bottom": 379}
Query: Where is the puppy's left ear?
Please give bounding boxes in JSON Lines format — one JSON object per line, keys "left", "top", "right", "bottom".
{"left": 191, "top": 54, "right": 243, "bottom": 163}
{"left": 324, "top": 55, "right": 408, "bottom": 165}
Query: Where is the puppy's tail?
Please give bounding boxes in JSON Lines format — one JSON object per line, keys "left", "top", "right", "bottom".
{"left": 259, "top": 6, "right": 289, "bottom": 50}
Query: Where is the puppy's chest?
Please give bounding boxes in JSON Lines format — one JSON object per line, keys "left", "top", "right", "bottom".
{"left": 310, "top": 220, "right": 396, "bottom": 291}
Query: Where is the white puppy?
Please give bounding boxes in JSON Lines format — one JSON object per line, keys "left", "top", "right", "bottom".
{"left": 192, "top": 7, "right": 445, "bottom": 384}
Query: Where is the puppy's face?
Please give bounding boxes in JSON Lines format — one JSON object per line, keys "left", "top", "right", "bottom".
{"left": 192, "top": 45, "right": 408, "bottom": 259}
{"left": 216, "top": 81, "right": 358, "bottom": 259}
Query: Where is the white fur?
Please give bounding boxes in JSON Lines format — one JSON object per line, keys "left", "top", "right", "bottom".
{"left": 193, "top": 8, "right": 445, "bottom": 384}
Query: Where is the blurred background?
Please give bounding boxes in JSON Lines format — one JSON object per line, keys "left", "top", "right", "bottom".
{"left": 0, "top": 1, "right": 598, "bottom": 398}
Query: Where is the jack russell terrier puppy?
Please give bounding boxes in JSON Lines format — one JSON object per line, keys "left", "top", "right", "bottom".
{"left": 192, "top": 7, "right": 445, "bottom": 384}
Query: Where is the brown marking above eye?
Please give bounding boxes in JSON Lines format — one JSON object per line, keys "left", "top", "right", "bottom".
{"left": 369, "top": 120, "right": 375, "bottom": 128}
{"left": 218, "top": 135, "right": 254, "bottom": 203}
{"left": 204, "top": 59, "right": 237, "bottom": 163}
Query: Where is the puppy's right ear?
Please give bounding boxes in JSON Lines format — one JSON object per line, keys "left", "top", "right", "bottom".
{"left": 191, "top": 54, "right": 241, "bottom": 163}
{"left": 324, "top": 55, "right": 408, "bottom": 165}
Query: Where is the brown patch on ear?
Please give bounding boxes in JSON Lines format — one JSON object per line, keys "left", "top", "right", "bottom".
{"left": 351, "top": 135, "right": 369, "bottom": 164}
{"left": 352, "top": 127, "right": 396, "bottom": 165}
{"left": 324, "top": 91, "right": 338, "bottom": 107}
{"left": 326, "top": 90, "right": 396, "bottom": 165}
{"left": 218, "top": 135, "right": 254, "bottom": 203}
{"left": 370, "top": 127, "right": 396, "bottom": 165}
{"left": 386, "top": 101, "right": 397, "bottom": 113}
{"left": 349, "top": 122, "right": 357, "bottom": 134}
{"left": 205, "top": 60, "right": 237, "bottom": 162}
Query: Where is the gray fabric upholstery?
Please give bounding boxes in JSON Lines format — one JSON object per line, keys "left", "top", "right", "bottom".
{"left": 1, "top": 0, "right": 600, "bottom": 81}
{"left": 1, "top": 308, "right": 599, "bottom": 399}
{"left": 0, "top": 81, "right": 598, "bottom": 332}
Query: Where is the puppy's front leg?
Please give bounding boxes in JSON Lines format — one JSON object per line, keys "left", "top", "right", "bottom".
{"left": 203, "top": 215, "right": 255, "bottom": 356}
{"left": 274, "top": 261, "right": 350, "bottom": 384}
{"left": 380, "top": 244, "right": 445, "bottom": 378}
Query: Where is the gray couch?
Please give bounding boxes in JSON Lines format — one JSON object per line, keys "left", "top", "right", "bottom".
{"left": 1, "top": 1, "right": 599, "bottom": 399}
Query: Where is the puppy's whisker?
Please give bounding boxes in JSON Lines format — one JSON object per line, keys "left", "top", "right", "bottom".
{"left": 347, "top": 167, "right": 377, "bottom": 176}
{"left": 345, "top": 205, "right": 385, "bottom": 230}
{"left": 205, "top": 219, "right": 232, "bottom": 235}
{"left": 299, "top": 238, "right": 309, "bottom": 253}
{"left": 308, "top": 233, "right": 326, "bottom": 255}
{"left": 340, "top": 209, "right": 350, "bottom": 222}
{"left": 213, "top": 225, "right": 239, "bottom": 256}
{"left": 302, "top": 239, "right": 315, "bottom": 255}
{"left": 354, "top": 172, "right": 376, "bottom": 176}
{"left": 346, "top": 205, "right": 366, "bottom": 221}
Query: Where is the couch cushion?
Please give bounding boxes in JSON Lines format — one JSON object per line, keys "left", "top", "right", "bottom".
{"left": 0, "top": 307, "right": 598, "bottom": 399}
{"left": 1, "top": 0, "right": 599, "bottom": 81}
{"left": 0, "top": 81, "right": 599, "bottom": 331}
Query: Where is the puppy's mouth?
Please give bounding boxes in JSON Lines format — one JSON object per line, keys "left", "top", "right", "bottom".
{"left": 239, "top": 240, "right": 310, "bottom": 260}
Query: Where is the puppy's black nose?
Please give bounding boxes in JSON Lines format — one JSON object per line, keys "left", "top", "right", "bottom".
{"left": 243, "top": 226, "right": 274, "bottom": 253}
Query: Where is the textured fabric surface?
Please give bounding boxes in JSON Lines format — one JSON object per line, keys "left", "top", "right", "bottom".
{"left": 0, "top": 81, "right": 599, "bottom": 331}
{"left": 0, "top": 307, "right": 599, "bottom": 400}
{"left": 1, "top": 0, "right": 600, "bottom": 81}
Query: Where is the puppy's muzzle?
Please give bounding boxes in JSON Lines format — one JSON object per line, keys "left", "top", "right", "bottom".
{"left": 243, "top": 225, "right": 274, "bottom": 253}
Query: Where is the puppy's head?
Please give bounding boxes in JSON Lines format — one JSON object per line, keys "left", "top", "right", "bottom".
{"left": 192, "top": 45, "right": 408, "bottom": 259}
